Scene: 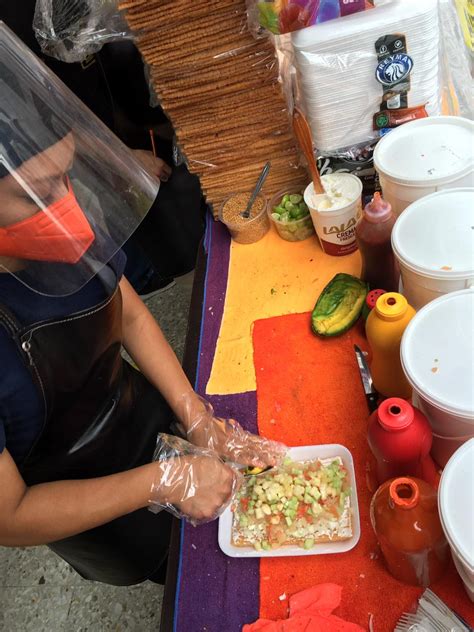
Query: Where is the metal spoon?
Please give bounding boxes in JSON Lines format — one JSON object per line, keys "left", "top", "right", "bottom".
{"left": 241, "top": 161, "right": 271, "bottom": 219}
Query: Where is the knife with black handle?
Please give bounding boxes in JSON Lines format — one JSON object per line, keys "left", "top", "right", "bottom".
{"left": 354, "top": 344, "right": 379, "bottom": 414}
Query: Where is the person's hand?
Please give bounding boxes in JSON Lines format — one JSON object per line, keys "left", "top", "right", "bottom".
{"left": 180, "top": 395, "right": 287, "bottom": 468}
{"left": 133, "top": 149, "right": 172, "bottom": 182}
{"left": 148, "top": 435, "right": 240, "bottom": 525}
{"left": 160, "top": 455, "right": 236, "bottom": 523}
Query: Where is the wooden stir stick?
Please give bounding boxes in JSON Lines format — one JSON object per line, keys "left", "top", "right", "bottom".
{"left": 292, "top": 108, "right": 325, "bottom": 194}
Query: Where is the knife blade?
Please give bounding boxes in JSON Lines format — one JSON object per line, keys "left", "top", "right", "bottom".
{"left": 354, "top": 344, "right": 379, "bottom": 413}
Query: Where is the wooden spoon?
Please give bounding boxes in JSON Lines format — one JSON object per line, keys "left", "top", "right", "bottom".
{"left": 292, "top": 108, "right": 324, "bottom": 194}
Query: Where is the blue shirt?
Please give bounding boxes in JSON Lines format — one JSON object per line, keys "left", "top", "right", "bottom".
{"left": 0, "top": 252, "right": 126, "bottom": 465}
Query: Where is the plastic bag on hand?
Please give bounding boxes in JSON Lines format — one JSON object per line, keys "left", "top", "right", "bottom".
{"left": 180, "top": 395, "right": 287, "bottom": 469}
{"left": 33, "top": 0, "right": 133, "bottom": 63}
{"left": 149, "top": 434, "right": 242, "bottom": 526}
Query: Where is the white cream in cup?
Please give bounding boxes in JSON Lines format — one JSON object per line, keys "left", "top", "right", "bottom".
{"left": 304, "top": 173, "right": 363, "bottom": 256}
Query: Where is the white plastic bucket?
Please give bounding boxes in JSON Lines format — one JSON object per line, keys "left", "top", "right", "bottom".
{"left": 374, "top": 117, "right": 474, "bottom": 216}
{"left": 391, "top": 188, "right": 474, "bottom": 310}
{"left": 431, "top": 431, "right": 473, "bottom": 469}
{"left": 438, "top": 440, "right": 474, "bottom": 602}
{"left": 401, "top": 290, "right": 474, "bottom": 466}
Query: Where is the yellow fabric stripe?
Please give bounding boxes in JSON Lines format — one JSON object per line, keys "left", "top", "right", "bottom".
{"left": 206, "top": 227, "right": 361, "bottom": 395}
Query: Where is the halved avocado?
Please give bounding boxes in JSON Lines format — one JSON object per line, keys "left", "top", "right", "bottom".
{"left": 311, "top": 273, "right": 368, "bottom": 337}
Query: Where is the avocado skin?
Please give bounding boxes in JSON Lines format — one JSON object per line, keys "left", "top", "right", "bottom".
{"left": 311, "top": 273, "right": 368, "bottom": 337}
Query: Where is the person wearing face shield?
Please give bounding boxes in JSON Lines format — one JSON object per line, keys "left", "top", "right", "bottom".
{"left": 0, "top": 0, "right": 206, "bottom": 298}
{"left": 0, "top": 25, "right": 286, "bottom": 586}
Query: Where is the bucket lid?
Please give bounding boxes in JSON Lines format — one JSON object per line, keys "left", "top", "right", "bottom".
{"left": 392, "top": 188, "right": 474, "bottom": 279}
{"left": 374, "top": 117, "right": 474, "bottom": 186}
{"left": 401, "top": 289, "right": 474, "bottom": 417}
{"left": 439, "top": 439, "right": 474, "bottom": 572}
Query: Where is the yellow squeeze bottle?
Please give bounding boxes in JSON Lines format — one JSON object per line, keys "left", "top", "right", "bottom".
{"left": 366, "top": 292, "right": 416, "bottom": 399}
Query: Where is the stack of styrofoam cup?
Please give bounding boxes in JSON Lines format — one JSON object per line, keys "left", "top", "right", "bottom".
{"left": 291, "top": 0, "right": 441, "bottom": 153}
{"left": 374, "top": 117, "right": 474, "bottom": 215}
{"left": 438, "top": 440, "right": 474, "bottom": 602}
{"left": 391, "top": 188, "right": 474, "bottom": 310}
{"left": 401, "top": 289, "right": 474, "bottom": 467}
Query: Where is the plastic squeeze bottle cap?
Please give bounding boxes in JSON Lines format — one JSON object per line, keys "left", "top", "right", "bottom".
{"left": 377, "top": 398, "right": 414, "bottom": 431}
{"left": 362, "top": 289, "right": 387, "bottom": 321}
{"left": 389, "top": 478, "right": 420, "bottom": 510}
{"left": 375, "top": 292, "right": 408, "bottom": 321}
{"left": 363, "top": 192, "right": 392, "bottom": 223}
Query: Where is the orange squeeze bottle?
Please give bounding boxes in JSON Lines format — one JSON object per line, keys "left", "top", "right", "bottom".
{"left": 370, "top": 477, "right": 449, "bottom": 586}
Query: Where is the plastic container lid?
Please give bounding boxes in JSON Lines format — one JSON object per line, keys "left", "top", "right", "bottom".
{"left": 401, "top": 289, "right": 474, "bottom": 418}
{"left": 374, "top": 117, "right": 474, "bottom": 186}
{"left": 366, "top": 289, "right": 387, "bottom": 309}
{"left": 392, "top": 189, "right": 474, "bottom": 279}
{"left": 439, "top": 439, "right": 474, "bottom": 571}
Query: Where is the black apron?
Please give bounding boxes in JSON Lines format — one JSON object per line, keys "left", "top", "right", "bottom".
{"left": 0, "top": 287, "right": 174, "bottom": 585}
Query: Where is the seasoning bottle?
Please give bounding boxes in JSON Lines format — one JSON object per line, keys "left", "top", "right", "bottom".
{"left": 366, "top": 292, "right": 415, "bottom": 399}
{"left": 362, "top": 288, "right": 386, "bottom": 321}
{"left": 370, "top": 477, "right": 449, "bottom": 586}
{"left": 368, "top": 398, "right": 439, "bottom": 488}
{"left": 356, "top": 193, "right": 399, "bottom": 292}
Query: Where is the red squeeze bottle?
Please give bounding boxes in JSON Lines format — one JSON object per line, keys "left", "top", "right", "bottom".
{"left": 368, "top": 398, "right": 439, "bottom": 488}
{"left": 356, "top": 193, "right": 399, "bottom": 292}
{"left": 370, "top": 477, "right": 449, "bottom": 586}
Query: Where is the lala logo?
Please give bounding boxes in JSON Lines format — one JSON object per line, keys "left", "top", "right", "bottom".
{"left": 376, "top": 53, "right": 413, "bottom": 86}
{"left": 323, "top": 216, "right": 357, "bottom": 235}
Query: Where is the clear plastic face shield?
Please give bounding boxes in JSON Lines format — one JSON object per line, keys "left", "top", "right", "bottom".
{"left": 0, "top": 22, "right": 159, "bottom": 297}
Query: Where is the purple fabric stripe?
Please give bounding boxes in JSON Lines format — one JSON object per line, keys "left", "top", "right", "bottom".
{"left": 196, "top": 218, "right": 230, "bottom": 394}
{"left": 175, "top": 217, "right": 260, "bottom": 632}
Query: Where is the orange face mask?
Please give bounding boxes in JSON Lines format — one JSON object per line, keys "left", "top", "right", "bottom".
{"left": 0, "top": 181, "right": 95, "bottom": 263}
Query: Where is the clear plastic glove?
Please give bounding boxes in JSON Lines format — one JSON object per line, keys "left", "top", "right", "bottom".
{"left": 180, "top": 395, "right": 287, "bottom": 469}
{"left": 149, "top": 434, "right": 241, "bottom": 526}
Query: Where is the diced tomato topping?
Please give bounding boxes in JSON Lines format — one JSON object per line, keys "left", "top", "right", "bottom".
{"left": 240, "top": 497, "right": 249, "bottom": 511}
{"left": 297, "top": 504, "right": 308, "bottom": 518}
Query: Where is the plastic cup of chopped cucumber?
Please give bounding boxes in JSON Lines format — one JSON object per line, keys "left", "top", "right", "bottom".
{"left": 268, "top": 189, "right": 315, "bottom": 242}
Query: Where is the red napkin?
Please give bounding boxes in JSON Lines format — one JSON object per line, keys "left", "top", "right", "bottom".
{"left": 243, "top": 584, "right": 366, "bottom": 632}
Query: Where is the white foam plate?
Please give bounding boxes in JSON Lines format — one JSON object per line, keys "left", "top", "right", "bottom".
{"left": 218, "top": 444, "right": 361, "bottom": 558}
